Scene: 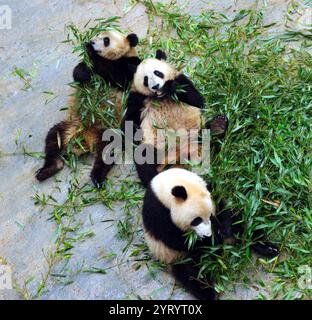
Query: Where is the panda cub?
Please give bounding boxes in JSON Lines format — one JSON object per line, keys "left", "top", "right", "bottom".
{"left": 36, "top": 31, "right": 141, "bottom": 186}
{"left": 143, "top": 168, "right": 221, "bottom": 300}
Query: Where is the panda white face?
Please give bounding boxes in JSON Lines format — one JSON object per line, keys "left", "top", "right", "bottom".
{"left": 190, "top": 214, "right": 212, "bottom": 238}
{"left": 133, "top": 58, "right": 177, "bottom": 97}
{"left": 151, "top": 168, "right": 216, "bottom": 238}
{"left": 90, "top": 31, "right": 137, "bottom": 60}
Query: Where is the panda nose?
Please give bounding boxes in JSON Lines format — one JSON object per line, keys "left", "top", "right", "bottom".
{"left": 152, "top": 84, "right": 160, "bottom": 90}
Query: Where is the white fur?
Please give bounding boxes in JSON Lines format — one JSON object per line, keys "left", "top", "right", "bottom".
{"left": 151, "top": 168, "right": 215, "bottom": 234}
{"left": 193, "top": 220, "right": 212, "bottom": 238}
{"left": 91, "top": 31, "right": 132, "bottom": 60}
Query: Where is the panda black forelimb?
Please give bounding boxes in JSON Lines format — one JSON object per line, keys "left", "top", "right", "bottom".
{"left": 213, "top": 203, "right": 280, "bottom": 258}
{"left": 172, "top": 74, "right": 205, "bottom": 108}
{"left": 73, "top": 62, "right": 92, "bottom": 84}
{"left": 36, "top": 121, "right": 69, "bottom": 181}
{"left": 135, "top": 145, "right": 159, "bottom": 188}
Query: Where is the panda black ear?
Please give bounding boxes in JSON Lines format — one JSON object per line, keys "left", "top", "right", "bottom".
{"left": 172, "top": 186, "right": 187, "bottom": 200}
{"left": 127, "top": 33, "right": 139, "bottom": 47}
{"left": 156, "top": 50, "right": 167, "bottom": 61}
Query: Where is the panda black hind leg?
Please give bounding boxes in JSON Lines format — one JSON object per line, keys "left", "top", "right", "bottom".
{"left": 90, "top": 131, "right": 116, "bottom": 188}
{"left": 135, "top": 144, "right": 160, "bottom": 188}
{"left": 171, "top": 263, "right": 216, "bottom": 300}
{"left": 250, "top": 230, "right": 280, "bottom": 258}
{"left": 36, "top": 121, "right": 74, "bottom": 181}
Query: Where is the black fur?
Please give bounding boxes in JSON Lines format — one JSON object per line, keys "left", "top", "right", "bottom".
{"left": 73, "top": 42, "right": 141, "bottom": 87}
{"left": 156, "top": 49, "right": 167, "bottom": 61}
{"left": 90, "top": 131, "right": 116, "bottom": 189}
{"left": 143, "top": 187, "right": 189, "bottom": 252}
{"left": 35, "top": 121, "right": 69, "bottom": 181}
{"left": 250, "top": 230, "right": 280, "bottom": 258}
{"left": 172, "top": 186, "right": 188, "bottom": 200}
{"left": 135, "top": 144, "right": 159, "bottom": 188}
{"left": 156, "top": 75, "right": 204, "bottom": 108}
{"left": 127, "top": 33, "right": 139, "bottom": 47}
{"left": 122, "top": 92, "right": 146, "bottom": 130}
{"left": 89, "top": 92, "right": 148, "bottom": 187}
{"left": 171, "top": 264, "right": 216, "bottom": 300}
{"left": 170, "top": 74, "right": 205, "bottom": 108}
{"left": 214, "top": 200, "right": 280, "bottom": 258}
{"left": 206, "top": 114, "right": 229, "bottom": 138}
{"left": 73, "top": 62, "right": 92, "bottom": 83}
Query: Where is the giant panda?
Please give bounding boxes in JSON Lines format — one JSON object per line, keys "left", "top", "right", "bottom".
{"left": 143, "top": 167, "right": 229, "bottom": 300}
{"left": 35, "top": 31, "right": 141, "bottom": 186}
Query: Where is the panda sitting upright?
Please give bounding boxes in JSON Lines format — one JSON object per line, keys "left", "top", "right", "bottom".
{"left": 36, "top": 31, "right": 141, "bottom": 186}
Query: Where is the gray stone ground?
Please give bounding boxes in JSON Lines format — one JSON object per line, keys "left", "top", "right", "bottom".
{"left": 0, "top": 0, "right": 310, "bottom": 300}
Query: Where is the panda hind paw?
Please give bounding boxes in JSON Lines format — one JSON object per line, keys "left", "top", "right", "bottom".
{"left": 208, "top": 115, "right": 229, "bottom": 136}
{"left": 35, "top": 163, "right": 63, "bottom": 182}
{"left": 90, "top": 167, "right": 107, "bottom": 189}
{"left": 251, "top": 242, "right": 280, "bottom": 258}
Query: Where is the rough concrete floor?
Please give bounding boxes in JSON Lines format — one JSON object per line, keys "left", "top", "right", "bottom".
{"left": 0, "top": 0, "right": 309, "bottom": 300}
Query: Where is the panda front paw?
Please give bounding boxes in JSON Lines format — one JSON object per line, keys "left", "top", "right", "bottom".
{"left": 161, "top": 80, "right": 176, "bottom": 97}
{"left": 73, "top": 62, "right": 92, "bottom": 83}
{"left": 85, "top": 42, "right": 96, "bottom": 58}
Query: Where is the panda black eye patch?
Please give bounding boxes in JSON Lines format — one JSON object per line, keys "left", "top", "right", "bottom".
{"left": 191, "top": 217, "right": 203, "bottom": 227}
{"left": 103, "top": 37, "right": 110, "bottom": 47}
{"left": 144, "top": 76, "right": 149, "bottom": 87}
{"left": 154, "top": 70, "right": 164, "bottom": 79}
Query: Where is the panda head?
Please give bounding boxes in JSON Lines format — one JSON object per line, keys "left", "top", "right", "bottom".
{"left": 151, "top": 168, "right": 216, "bottom": 238}
{"left": 132, "top": 50, "right": 178, "bottom": 98}
{"left": 90, "top": 31, "right": 139, "bottom": 60}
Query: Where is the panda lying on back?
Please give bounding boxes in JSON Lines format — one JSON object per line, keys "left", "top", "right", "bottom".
{"left": 36, "top": 31, "right": 141, "bottom": 186}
